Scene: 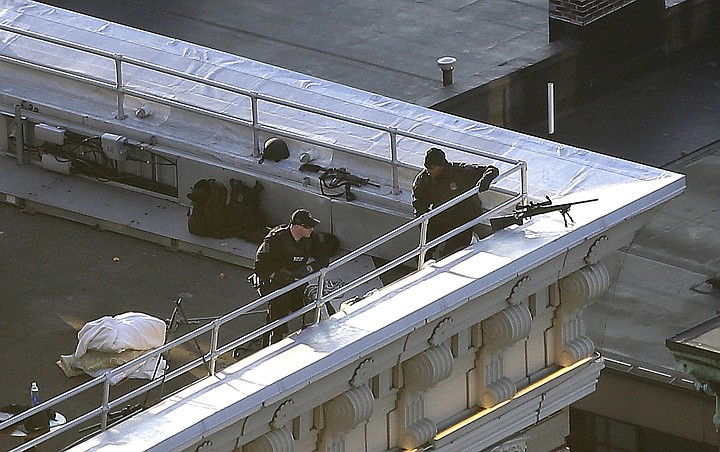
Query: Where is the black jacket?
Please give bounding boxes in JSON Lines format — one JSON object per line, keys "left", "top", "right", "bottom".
{"left": 254, "top": 225, "right": 329, "bottom": 287}
{"left": 412, "top": 162, "right": 498, "bottom": 225}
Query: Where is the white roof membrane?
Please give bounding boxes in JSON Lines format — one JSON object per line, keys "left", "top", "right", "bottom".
{"left": 0, "top": 0, "right": 682, "bottom": 212}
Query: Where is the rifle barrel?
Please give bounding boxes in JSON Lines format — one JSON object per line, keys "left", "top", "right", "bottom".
{"left": 563, "top": 198, "right": 598, "bottom": 205}
{"left": 523, "top": 198, "right": 598, "bottom": 216}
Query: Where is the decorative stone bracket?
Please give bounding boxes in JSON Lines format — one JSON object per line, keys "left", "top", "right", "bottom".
{"left": 507, "top": 276, "right": 532, "bottom": 306}
{"left": 270, "top": 400, "right": 295, "bottom": 430}
{"left": 320, "top": 385, "right": 375, "bottom": 452}
{"left": 244, "top": 400, "right": 296, "bottom": 452}
{"left": 398, "top": 343, "right": 454, "bottom": 449}
{"left": 244, "top": 426, "right": 294, "bottom": 452}
{"left": 555, "top": 263, "right": 609, "bottom": 366}
{"left": 476, "top": 304, "right": 532, "bottom": 408}
{"left": 585, "top": 235, "right": 610, "bottom": 266}
{"left": 350, "top": 358, "right": 375, "bottom": 388}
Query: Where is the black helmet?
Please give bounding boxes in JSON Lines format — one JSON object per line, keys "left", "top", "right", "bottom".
{"left": 259, "top": 137, "right": 289, "bottom": 163}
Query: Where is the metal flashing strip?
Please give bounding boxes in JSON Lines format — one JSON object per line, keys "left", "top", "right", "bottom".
{"left": 602, "top": 354, "right": 695, "bottom": 390}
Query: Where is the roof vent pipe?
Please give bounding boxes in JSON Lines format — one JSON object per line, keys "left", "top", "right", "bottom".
{"left": 437, "top": 56, "right": 457, "bottom": 86}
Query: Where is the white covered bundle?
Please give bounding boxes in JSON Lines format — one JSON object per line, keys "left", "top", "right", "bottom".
{"left": 58, "top": 312, "right": 167, "bottom": 384}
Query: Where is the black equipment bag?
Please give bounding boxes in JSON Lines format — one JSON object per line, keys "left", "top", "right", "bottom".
{"left": 187, "top": 178, "right": 229, "bottom": 238}
{"left": 314, "top": 231, "right": 340, "bottom": 257}
{"left": 187, "top": 178, "right": 269, "bottom": 240}
{"left": 226, "top": 179, "right": 268, "bottom": 242}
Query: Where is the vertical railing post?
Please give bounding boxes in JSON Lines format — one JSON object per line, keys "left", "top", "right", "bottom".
{"left": 101, "top": 373, "right": 111, "bottom": 430}
{"left": 250, "top": 92, "right": 260, "bottom": 157}
{"left": 520, "top": 161, "right": 528, "bottom": 204}
{"left": 418, "top": 218, "right": 429, "bottom": 270}
{"left": 314, "top": 271, "right": 327, "bottom": 325}
{"left": 209, "top": 319, "right": 220, "bottom": 375}
{"left": 113, "top": 54, "right": 126, "bottom": 119}
{"left": 13, "top": 104, "right": 24, "bottom": 165}
{"left": 389, "top": 127, "right": 400, "bottom": 195}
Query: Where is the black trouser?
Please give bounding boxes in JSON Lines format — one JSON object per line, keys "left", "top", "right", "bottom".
{"left": 260, "top": 284, "right": 307, "bottom": 347}
{"left": 427, "top": 219, "right": 472, "bottom": 260}
{"left": 427, "top": 216, "right": 492, "bottom": 260}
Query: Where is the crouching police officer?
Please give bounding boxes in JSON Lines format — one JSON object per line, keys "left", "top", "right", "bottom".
{"left": 254, "top": 209, "right": 329, "bottom": 346}
{"left": 412, "top": 147, "right": 499, "bottom": 260}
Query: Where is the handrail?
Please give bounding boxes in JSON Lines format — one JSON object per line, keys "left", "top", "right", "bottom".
{"left": 1, "top": 175, "right": 523, "bottom": 452}
{"left": 0, "top": 22, "right": 524, "bottom": 195}
{"left": 0, "top": 22, "right": 529, "bottom": 451}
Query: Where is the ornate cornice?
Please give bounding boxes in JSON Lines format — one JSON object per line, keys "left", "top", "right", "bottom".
{"left": 244, "top": 427, "right": 294, "bottom": 452}
{"left": 403, "top": 344, "right": 454, "bottom": 391}
{"left": 323, "top": 385, "right": 375, "bottom": 434}
{"left": 430, "top": 317, "right": 453, "bottom": 347}
{"left": 351, "top": 358, "right": 375, "bottom": 388}
{"left": 270, "top": 400, "right": 295, "bottom": 430}
{"left": 507, "top": 276, "right": 532, "bottom": 306}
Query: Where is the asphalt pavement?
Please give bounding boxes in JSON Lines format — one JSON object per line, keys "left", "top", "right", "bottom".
{"left": 0, "top": 203, "right": 260, "bottom": 450}
{"left": 36, "top": 0, "right": 552, "bottom": 107}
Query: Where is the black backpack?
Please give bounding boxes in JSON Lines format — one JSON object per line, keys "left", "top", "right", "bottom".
{"left": 313, "top": 231, "right": 340, "bottom": 257}
{"left": 226, "top": 179, "right": 268, "bottom": 242}
{"left": 187, "top": 179, "right": 229, "bottom": 238}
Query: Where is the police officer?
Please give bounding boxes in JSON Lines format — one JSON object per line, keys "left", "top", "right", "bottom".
{"left": 412, "top": 147, "right": 499, "bottom": 260}
{"left": 254, "top": 209, "right": 329, "bottom": 346}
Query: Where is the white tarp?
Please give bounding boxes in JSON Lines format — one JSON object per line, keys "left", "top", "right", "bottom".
{"left": 57, "top": 312, "right": 166, "bottom": 385}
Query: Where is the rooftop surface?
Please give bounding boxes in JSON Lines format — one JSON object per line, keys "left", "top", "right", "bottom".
{"left": 24, "top": 0, "right": 720, "bottom": 375}
{"left": 0, "top": 0, "right": 719, "bottom": 449}
{"left": 34, "top": 0, "right": 554, "bottom": 108}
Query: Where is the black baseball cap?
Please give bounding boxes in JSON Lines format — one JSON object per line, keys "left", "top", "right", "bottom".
{"left": 424, "top": 147, "right": 448, "bottom": 169}
{"left": 290, "top": 209, "right": 320, "bottom": 228}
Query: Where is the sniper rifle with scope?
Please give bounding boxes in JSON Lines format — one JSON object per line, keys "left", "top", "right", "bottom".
{"left": 489, "top": 196, "right": 598, "bottom": 231}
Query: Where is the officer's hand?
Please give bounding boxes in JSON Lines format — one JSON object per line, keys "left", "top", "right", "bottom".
{"left": 292, "top": 265, "right": 314, "bottom": 279}
{"left": 477, "top": 166, "right": 499, "bottom": 192}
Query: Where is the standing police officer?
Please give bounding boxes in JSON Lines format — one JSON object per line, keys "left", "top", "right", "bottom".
{"left": 254, "top": 209, "right": 329, "bottom": 346}
{"left": 412, "top": 147, "right": 499, "bottom": 260}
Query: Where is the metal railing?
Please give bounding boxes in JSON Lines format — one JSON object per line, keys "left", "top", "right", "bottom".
{"left": 0, "top": 22, "right": 529, "bottom": 451}
{"left": 0, "top": 178, "right": 523, "bottom": 452}
{"left": 0, "top": 22, "right": 525, "bottom": 196}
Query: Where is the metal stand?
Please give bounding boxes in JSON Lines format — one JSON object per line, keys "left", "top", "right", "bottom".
{"left": 151, "top": 294, "right": 213, "bottom": 398}
{"left": 69, "top": 294, "right": 216, "bottom": 443}
{"left": 165, "top": 293, "right": 220, "bottom": 332}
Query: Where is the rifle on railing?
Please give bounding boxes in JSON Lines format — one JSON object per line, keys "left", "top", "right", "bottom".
{"left": 300, "top": 163, "right": 380, "bottom": 201}
{"left": 489, "top": 196, "right": 598, "bottom": 231}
